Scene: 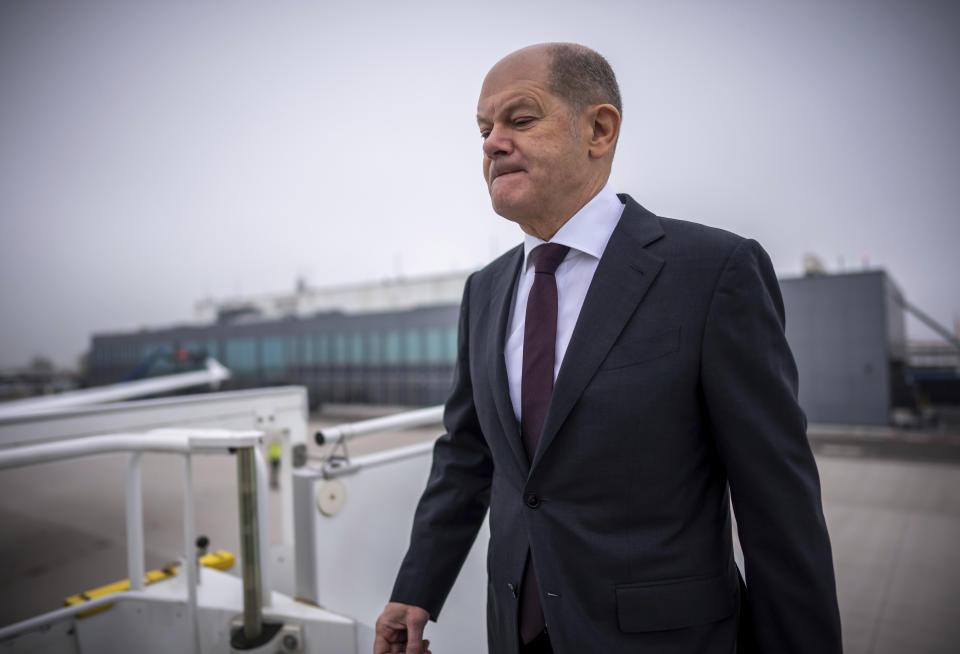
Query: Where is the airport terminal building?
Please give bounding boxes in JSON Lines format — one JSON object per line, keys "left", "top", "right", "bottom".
{"left": 89, "top": 269, "right": 958, "bottom": 424}
{"left": 89, "top": 274, "right": 469, "bottom": 408}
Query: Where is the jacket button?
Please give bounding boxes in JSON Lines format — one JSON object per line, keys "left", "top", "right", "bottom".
{"left": 525, "top": 493, "right": 540, "bottom": 508}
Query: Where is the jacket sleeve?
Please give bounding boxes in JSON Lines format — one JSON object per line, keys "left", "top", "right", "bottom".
{"left": 701, "top": 239, "right": 843, "bottom": 653}
{"left": 389, "top": 272, "right": 494, "bottom": 619}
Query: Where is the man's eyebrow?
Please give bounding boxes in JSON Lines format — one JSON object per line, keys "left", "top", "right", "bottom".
{"left": 477, "top": 97, "right": 541, "bottom": 124}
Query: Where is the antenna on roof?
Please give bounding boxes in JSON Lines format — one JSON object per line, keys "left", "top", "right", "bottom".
{"left": 803, "top": 253, "right": 826, "bottom": 276}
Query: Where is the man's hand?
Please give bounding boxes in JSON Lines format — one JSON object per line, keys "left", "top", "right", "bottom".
{"left": 374, "top": 602, "right": 431, "bottom": 654}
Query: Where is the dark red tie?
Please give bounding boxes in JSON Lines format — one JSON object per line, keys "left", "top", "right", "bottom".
{"left": 519, "top": 242, "right": 569, "bottom": 644}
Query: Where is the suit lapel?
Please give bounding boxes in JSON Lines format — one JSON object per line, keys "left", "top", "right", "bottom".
{"left": 485, "top": 246, "right": 529, "bottom": 474}
{"left": 531, "top": 196, "right": 665, "bottom": 469}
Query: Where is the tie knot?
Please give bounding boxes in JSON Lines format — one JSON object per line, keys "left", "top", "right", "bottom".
{"left": 530, "top": 243, "right": 570, "bottom": 275}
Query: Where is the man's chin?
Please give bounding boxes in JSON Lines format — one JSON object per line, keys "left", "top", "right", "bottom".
{"left": 489, "top": 188, "right": 527, "bottom": 220}
{"left": 489, "top": 198, "right": 524, "bottom": 223}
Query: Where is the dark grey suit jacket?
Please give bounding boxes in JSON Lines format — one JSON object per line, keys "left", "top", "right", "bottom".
{"left": 391, "top": 195, "right": 842, "bottom": 654}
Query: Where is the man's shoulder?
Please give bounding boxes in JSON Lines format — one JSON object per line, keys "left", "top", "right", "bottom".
{"left": 658, "top": 214, "right": 746, "bottom": 255}
{"left": 619, "top": 194, "right": 748, "bottom": 259}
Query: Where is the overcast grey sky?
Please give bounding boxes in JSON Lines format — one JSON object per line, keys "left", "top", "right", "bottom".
{"left": 1, "top": 0, "right": 958, "bottom": 368}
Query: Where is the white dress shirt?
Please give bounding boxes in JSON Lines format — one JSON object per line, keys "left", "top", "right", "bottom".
{"left": 505, "top": 184, "right": 625, "bottom": 422}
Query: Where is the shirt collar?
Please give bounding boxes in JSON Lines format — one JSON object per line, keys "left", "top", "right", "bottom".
{"left": 522, "top": 183, "right": 625, "bottom": 269}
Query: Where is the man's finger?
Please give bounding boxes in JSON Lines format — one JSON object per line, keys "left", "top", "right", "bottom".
{"left": 372, "top": 632, "right": 395, "bottom": 654}
{"left": 404, "top": 613, "right": 427, "bottom": 654}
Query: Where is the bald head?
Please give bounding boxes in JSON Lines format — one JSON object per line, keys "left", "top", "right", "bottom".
{"left": 492, "top": 43, "right": 622, "bottom": 119}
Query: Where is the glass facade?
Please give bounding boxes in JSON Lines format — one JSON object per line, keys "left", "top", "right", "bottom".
{"left": 366, "top": 331, "right": 382, "bottom": 365}
{"left": 404, "top": 329, "right": 423, "bottom": 364}
{"left": 225, "top": 338, "right": 257, "bottom": 372}
{"left": 384, "top": 330, "right": 402, "bottom": 364}
{"left": 302, "top": 336, "right": 314, "bottom": 364}
{"left": 332, "top": 333, "right": 348, "bottom": 366}
{"left": 89, "top": 304, "right": 461, "bottom": 406}
{"left": 315, "top": 334, "right": 329, "bottom": 365}
{"left": 425, "top": 327, "right": 444, "bottom": 364}
{"left": 349, "top": 333, "right": 364, "bottom": 365}
{"left": 96, "top": 325, "right": 458, "bottom": 371}
{"left": 261, "top": 337, "right": 286, "bottom": 370}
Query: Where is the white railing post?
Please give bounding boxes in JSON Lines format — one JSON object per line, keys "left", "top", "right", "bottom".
{"left": 182, "top": 452, "right": 201, "bottom": 654}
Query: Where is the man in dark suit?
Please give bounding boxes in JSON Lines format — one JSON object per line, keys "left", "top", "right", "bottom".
{"left": 374, "top": 43, "right": 842, "bottom": 654}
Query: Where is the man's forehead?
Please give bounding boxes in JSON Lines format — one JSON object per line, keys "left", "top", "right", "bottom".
{"left": 476, "top": 90, "right": 543, "bottom": 123}
{"left": 477, "top": 69, "right": 553, "bottom": 120}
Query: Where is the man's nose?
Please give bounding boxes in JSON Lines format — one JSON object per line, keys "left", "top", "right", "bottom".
{"left": 482, "top": 125, "right": 513, "bottom": 158}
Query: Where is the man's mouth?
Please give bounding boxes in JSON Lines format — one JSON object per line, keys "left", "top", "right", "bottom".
{"left": 491, "top": 168, "right": 524, "bottom": 183}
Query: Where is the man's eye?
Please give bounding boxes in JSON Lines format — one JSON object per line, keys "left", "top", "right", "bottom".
{"left": 514, "top": 117, "right": 533, "bottom": 127}
{"left": 479, "top": 130, "right": 490, "bottom": 140}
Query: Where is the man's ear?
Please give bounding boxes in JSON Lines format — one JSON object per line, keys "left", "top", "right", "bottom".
{"left": 587, "top": 104, "right": 621, "bottom": 159}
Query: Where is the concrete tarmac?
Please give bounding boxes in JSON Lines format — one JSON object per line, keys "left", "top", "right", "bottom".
{"left": 1, "top": 407, "right": 958, "bottom": 654}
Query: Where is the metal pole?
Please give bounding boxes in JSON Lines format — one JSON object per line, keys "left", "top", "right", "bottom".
{"left": 237, "top": 446, "right": 263, "bottom": 641}
{"left": 253, "top": 447, "right": 272, "bottom": 608}
{"left": 125, "top": 452, "right": 145, "bottom": 591}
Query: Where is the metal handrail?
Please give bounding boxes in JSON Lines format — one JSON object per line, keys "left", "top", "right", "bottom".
{"left": 314, "top": 405, "right": 444, "bottom": 479}
{"left": 321, "top": 440, "right": 436, "bottom": 479}
{"left": 0, "top": 432, "right": 192, "bottom": 470}
{"left": 316, "top": 405, "right": 443, "bottom": 444}
{"left": 0, "top": 428, "right": 266, "bottom": 653}
{"left": 0, "top": 358, "right": 231, "bottom": 420}
{"left": 0, "top": 590, "right": 158, "bottom": 641}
